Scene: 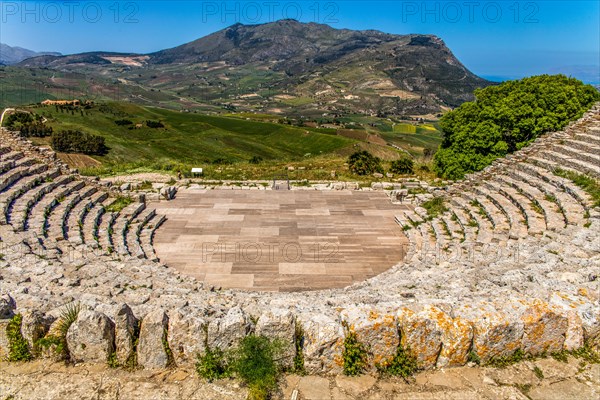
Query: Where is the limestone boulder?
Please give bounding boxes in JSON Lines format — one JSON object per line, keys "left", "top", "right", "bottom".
{"left": 66, "top": 309, "right": 115, "bottom": 363}
{"left": 167, "top": 309, "right": 206, "bottom": 368}
{"left": 519, "top": 300, "right": 568, "bottom": 354}
{"left": 255, "top": 308, "right": 295, "bottom": 368}
{"left": 398, "top": 304, "right": 473, "bottom": 369}
{"left": 340, "top": 305, "right": 399, "bottom": 369}
{"left": 299, "top": 312, "right": 344, "bottom": 374}
{"left": 207, "top": 306, "right": 251, "bottom": 351}
{"left": 114, "top": 304, "right": 138, "bottom": 365}
{"left": 456, "top": 302, "right": 523, "bottom": 364}
{"left": 21, "top": 310, "right": 53, "bottom": 354}
{"left": 137, "top": 309, "right": 170, "bottom": 369}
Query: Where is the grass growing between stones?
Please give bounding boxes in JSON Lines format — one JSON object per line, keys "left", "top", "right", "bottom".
{"left": 292, "top": 323, "right": 306, "bottom": 375}
{"left": 554, "top": 168, "right": 600, "bottom": 207}
{"left": 196, "top": 347, "right": 230, "bottom": 382}
{"left": 195, "top": 334, "right": 285, "bottom": 400}
{"left": 376, "top": 344, "right": 419, "bottom": 380}
{"left": 341, "top": 321, "right": 368, "bottom": 376}
{"left": 105, "top": 196, "right": 134, "bottom": 213}
{"left": 36, "top": 302, "right": 81, "bottom": 360}
{"left": 421, "top": 197, "right": 448, "bottom": 219}
{"left": 6, "top": 314, "right": 33, "bottom": 362}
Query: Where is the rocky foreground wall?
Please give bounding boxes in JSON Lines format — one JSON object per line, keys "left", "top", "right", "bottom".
{"left": 1, "top": 290, "right": 598, "bottom": 374}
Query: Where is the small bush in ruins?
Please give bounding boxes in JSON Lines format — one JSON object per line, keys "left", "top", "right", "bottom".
{"left": 6, "top": 314, "right": 33, "bottom": 362}
{"left": 341, "top": 321, "right": 368, "bottom": 376}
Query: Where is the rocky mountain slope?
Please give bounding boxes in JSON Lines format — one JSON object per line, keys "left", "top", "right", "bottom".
{"left": 17, "top": 20, "right": 490, "bottom": 115}
{"left": 0, "top": 43, "right": 60, "bottom": 65}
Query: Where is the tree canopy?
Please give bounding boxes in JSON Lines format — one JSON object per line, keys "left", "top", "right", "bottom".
{"left": 434, "top": 75, "right": 600, "bottom": 180}
{"left": 348, "top": 150, "right": 383, "bottom": 176}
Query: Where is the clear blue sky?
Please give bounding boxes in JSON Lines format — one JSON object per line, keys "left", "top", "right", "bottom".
{"left": 1, "top": 1, "right": 598, "bottom": 83}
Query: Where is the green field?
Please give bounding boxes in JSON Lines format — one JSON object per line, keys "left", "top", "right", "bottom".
{"left": 26, "top": 103, "right": 355, "bottom": 165}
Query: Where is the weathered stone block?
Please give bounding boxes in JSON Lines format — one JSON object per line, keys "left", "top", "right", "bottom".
{"left": 207, "top": 306, "right": 250, "bottom": 351}
{"left": 137, "top": 309, "right": 170, "bottom": 369}
{"left": 298, "top": 312, "right": 344, "bottom": 375}
{"left": 520, "top": 300, "right": 568, "bottom": 355}
{"left": 66, "top": 309, "right": 115, "bottom": 363}
{"left": 340, "top": 305, "right": 399, "bottom": 369}
{"left": 456, "top": 302, "right": 524, "bottom": 364}
{"left": 21, "top": 310, "right": 53, "bottom": 354}
{"left": 114, "top": 304, "right": 138, "bottom": 365}
{"left": 398, "top": 305, "right": 473, "bottom": 369}
{"left": 255, "top": 308, "right": 295, "bottom": 368}
{"left": 167, "top": 309, "right": 206, "bottom": 368}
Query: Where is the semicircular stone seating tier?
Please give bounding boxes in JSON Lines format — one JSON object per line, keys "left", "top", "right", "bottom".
{"left": 0, "top": 104, "right": 598, "bottom": 373}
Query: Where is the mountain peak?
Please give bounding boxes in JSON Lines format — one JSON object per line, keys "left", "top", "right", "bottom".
{"left": 0, "top": 43, "right": 61, "bottom": 65}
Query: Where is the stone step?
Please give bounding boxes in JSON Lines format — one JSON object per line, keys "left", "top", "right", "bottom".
{"left": 28, "top": 180, "right": 86, "bottom": 236}
{"left": 45, "top": 185, "right": 97, "bottom": 241}
{"left": 0, "top": 169, "right": 61, "bottom": 225}
{"left": 562, "top": 138, "right": 600, "bottom": 155}
{"left": 96, "top": 211, "right": 118, "bottom": 253}
{"left": 441, "top": 212, "right": 467, "bottom": 243}
{"left": 0, "top": 151, "right": 24, "bottom": 162}
{"left": 75, "top": 192, "right": 109, "bottom": 245}
{"left": 112, "top": 202, "right": 146, "bottom": 255}
{"left": 461, "top": 191, "right": 510, "bottom": 234}
{"left": 449, "top": 195, "right": 494, "bottom": 243}
{"left": 0, "top": 147, "right": 12, "bottom": 156}
{"left": 446, "top": 207, "right": 478, "bottom": 243}
{"left": 551, "top": 143, "right": 600, "bottom": 167}
{"left": 574, "top": 133, "right": 600, "bottom": 146}
{"left": 11, "top": 175, "right": 75, "bottom": 231}
{"left": 537, "top": 149, "right": 600, "bottom": 178}
{"left": 474, "top": 184, "right": 528, "bottom": 239}
{"left": 513, "top": 164, "right": 586, "bottom": 226}
{"left": 64, "top": 189, "right": 106, "bottom": 244}
{"left": 0, "top": 163, "right": 47, "bottom": 193}
{"left": 521, "top": 160, "right": 591, "bottom": 209}
{"left": 495, "top": 174, "right": 565, "bottom": 231}
{"left": 0, "top": 160, "right": 15, "bottom": 175}
{"left": 83, "top": 202, "right": 106, "bottom": 247}
{"left": 127, "top": 208, "right": 157, "bottom": 258}
{"left": 139, "top": 214, "right": 166, "bottom": 262}
{"left": 484, "top": 179, "right": 546, "bottom": 236}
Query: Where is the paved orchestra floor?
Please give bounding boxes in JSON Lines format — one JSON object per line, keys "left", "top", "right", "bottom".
{"left": 152, "top": 188, "right": 407, "bottom": 292}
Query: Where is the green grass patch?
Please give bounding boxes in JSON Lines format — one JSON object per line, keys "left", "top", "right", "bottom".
{"left": 421, "top": 197, "right": 448, "bottom": 218}
{"left": 105, "top": 196, "right": 133, "bottom": 213}
{"left": 6, "top": 314, "right": 33, "bottom": 362}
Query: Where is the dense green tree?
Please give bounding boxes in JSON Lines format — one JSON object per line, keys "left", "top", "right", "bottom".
{"left": 51, "top": 130, "right": 107, "bottom": 155}
{"left": 434, "top": 75, "right": 600, "bottom": 180}
{"left": 348, "top": 150, "right": 383, "bottom": 175}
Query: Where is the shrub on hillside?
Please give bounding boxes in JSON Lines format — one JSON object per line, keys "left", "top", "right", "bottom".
{"left": 390, "top": 157, "right": 414, "bottom": 174}
{"left": 146, "top": 120, "right": 164, "bottom": 128}
{"left": 19, "top": 122, "right": 53, "bottom": 138}
{"left": 114, "top": 119, "right": 133, "bottom": 126}
{"left": 348, "top": 150, "right": 383, "bottom": 176}
{"left": 433, "top": 75, "right": 600, "bottom": 180}
{"left": 51, "top": 130, "right": 107, "bottom": 155}
{"left": 3, "top": 112, "right": 34, "bottom": 129}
